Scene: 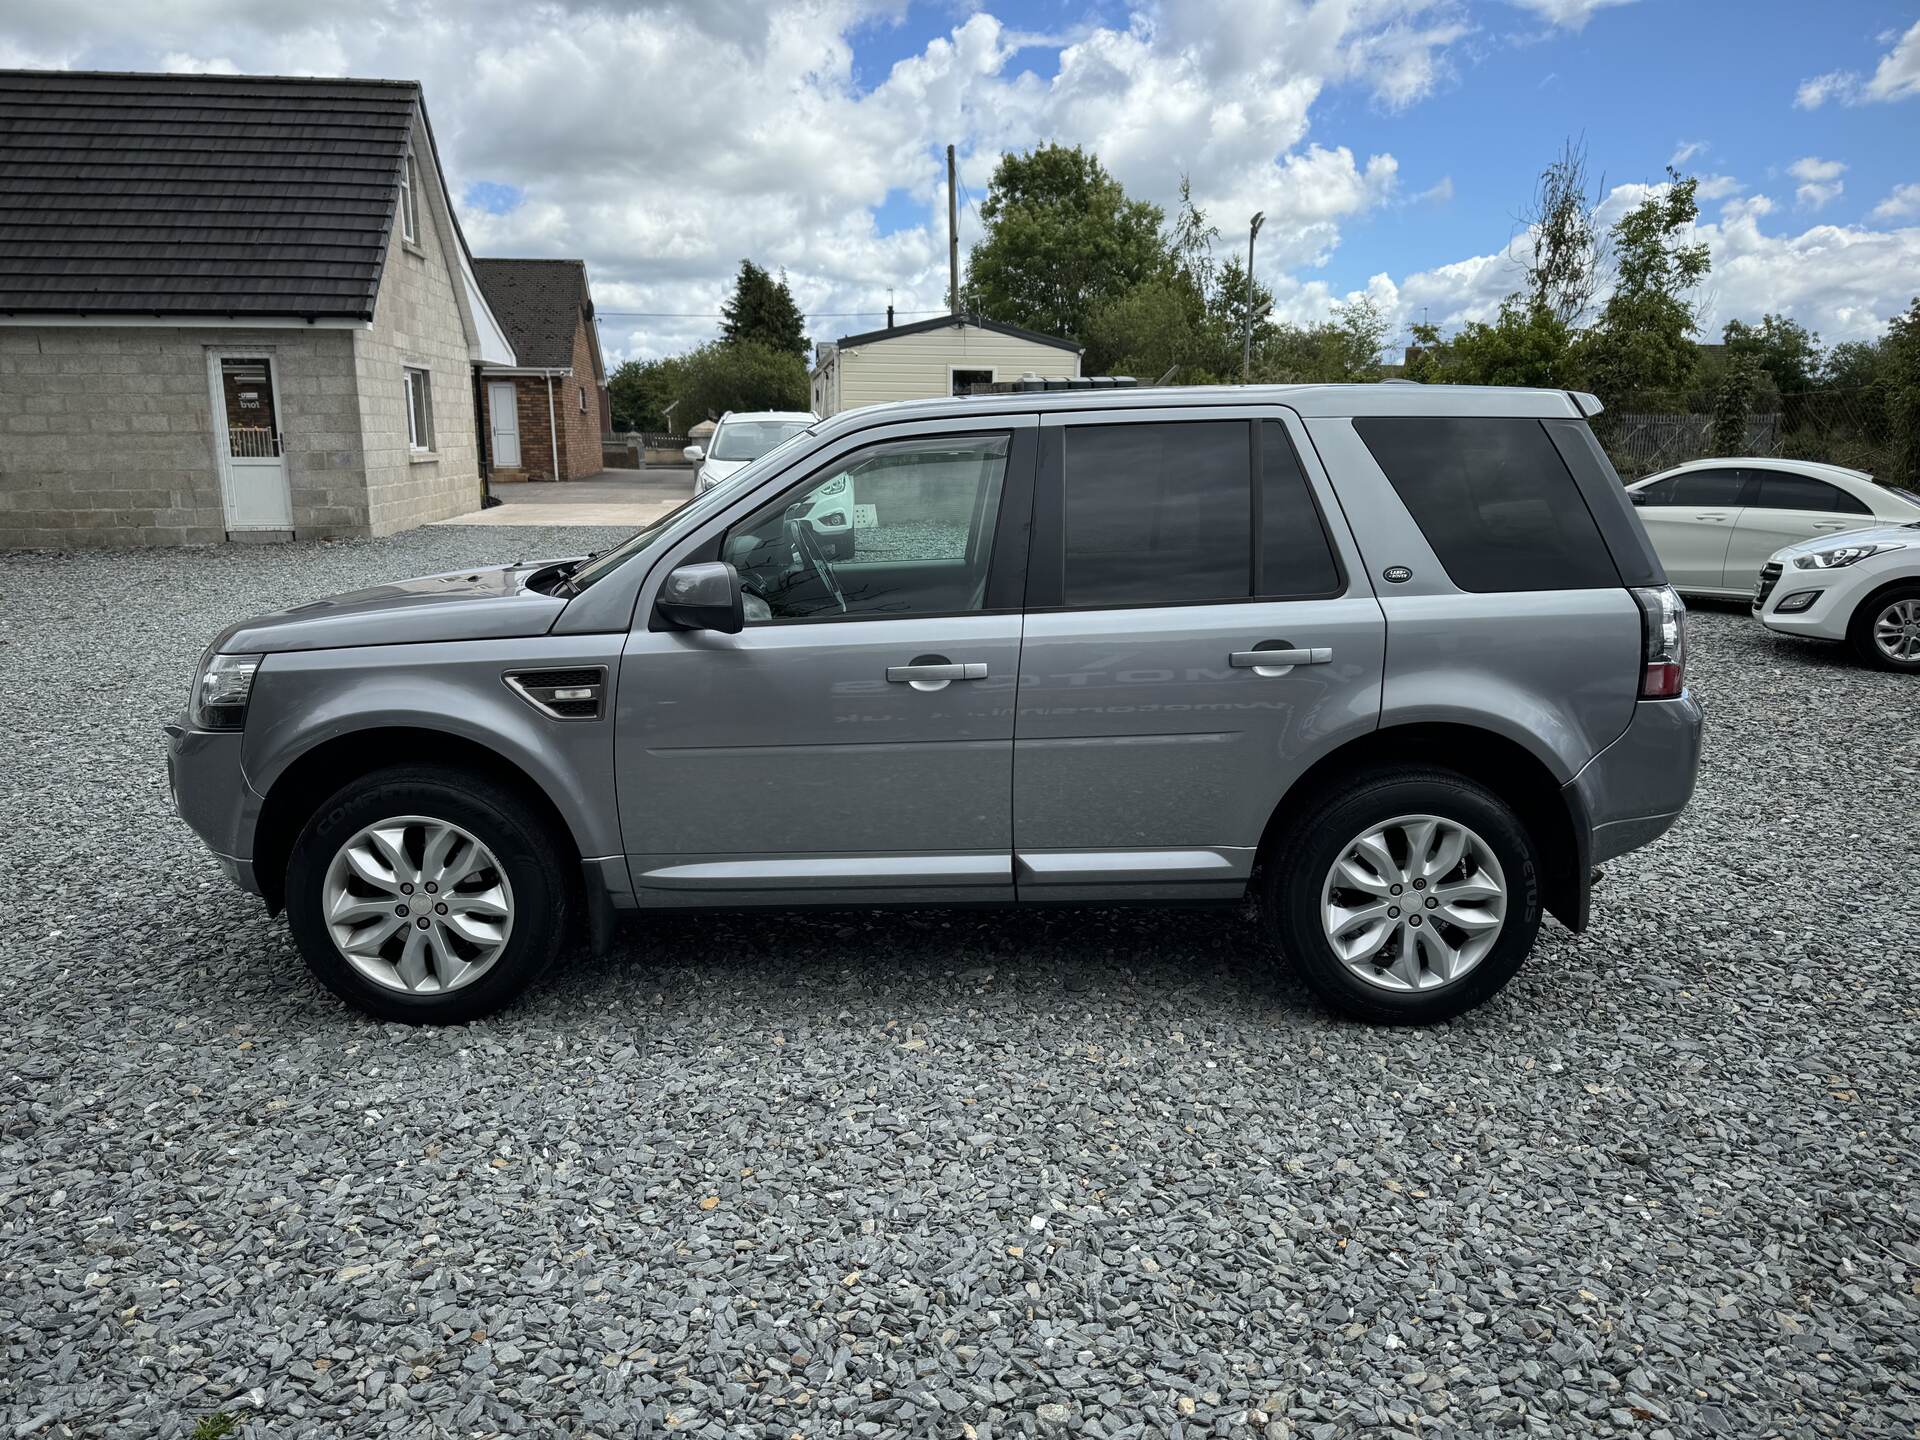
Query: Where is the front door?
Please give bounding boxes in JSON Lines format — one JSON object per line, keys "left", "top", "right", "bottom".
{"left": 488, "top": 381, "right": 521, "bottom": 468}
{"left": 617, "top": 423, "right": 1037, "bottom": 906}
{"left": 1013, "top": 409, "right": 1385, "bottom": 901}
{"left": 208, "top": 353, "right": 291, "bottom": 529}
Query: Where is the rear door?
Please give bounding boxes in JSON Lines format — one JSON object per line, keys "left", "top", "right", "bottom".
{"left": 1724, "top": 469, "right": 1876, "bottom": 587}
{"left": 1634, "top": 467, "right": 1751, "bottom": 591}
{"left": 1011, "top": 406, "right": 1384, "bottom": 902}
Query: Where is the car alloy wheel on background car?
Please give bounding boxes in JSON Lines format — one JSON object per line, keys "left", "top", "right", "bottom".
{"left": 1263, "top": 767, "right": 1541, "bottom": 1024}
{"left": 285, "top": 765, "right": 572, "bottom": 1023}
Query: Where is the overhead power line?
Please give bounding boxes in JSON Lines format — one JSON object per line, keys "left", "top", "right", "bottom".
{"left": 596, "top": 307, "right": 947, "bottom": 320}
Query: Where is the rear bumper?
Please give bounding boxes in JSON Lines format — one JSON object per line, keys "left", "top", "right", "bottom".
{"left": 165, "top": 720, "right": 266, "bottom": 895}
{"left": 1567, "top": 692, "right": 1704, "bottom": 865}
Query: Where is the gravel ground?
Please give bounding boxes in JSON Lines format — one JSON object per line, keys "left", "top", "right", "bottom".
{"left": 2, "top": 533, "right": 1917, "bottom": 1440}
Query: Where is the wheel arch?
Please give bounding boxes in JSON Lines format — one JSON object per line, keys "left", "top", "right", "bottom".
{"left": 252, "top": 727, "right": 585, "bottom": 913}
{"left": 1257, "top": 721, "right": 1589, "bottom": 931}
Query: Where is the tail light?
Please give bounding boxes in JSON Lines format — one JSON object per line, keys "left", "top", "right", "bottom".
{"left": 1632, "top": 585, "right": 1687, "bottom": 699}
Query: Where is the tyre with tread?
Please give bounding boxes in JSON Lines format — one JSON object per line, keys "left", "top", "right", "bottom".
{"left": 285, "top": 764, "right": 574, "bottom": 1023}
{"left": 1847, "top": 582, "right": 1920, "bottom": 672}
{"left": 1261, "top": 766, "right": 1542, "bottom": 1024}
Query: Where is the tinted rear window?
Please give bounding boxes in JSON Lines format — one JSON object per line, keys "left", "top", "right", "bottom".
{"left": 1753, "top": 471, "right": 1871, "bottom": 515}
{"left": 1355, "top": 416, "right": 1619, "bottom": 593}
{"left": 1063, "top": 421, "right": 1249, "bottom": 606}
{"left": 1259, "top": 421, "right": 1342, "bottom": 597}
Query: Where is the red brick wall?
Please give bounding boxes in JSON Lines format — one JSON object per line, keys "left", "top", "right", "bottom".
{"left": 557, "top": 313, "right": 603, "bottom": 480}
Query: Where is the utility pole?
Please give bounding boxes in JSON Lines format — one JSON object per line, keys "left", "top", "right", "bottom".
{"left": 1241, "top": 211, "right": 1264, "bottom": 383}
{"left": 947, "top": 144, "right": 961, "bottom": 316}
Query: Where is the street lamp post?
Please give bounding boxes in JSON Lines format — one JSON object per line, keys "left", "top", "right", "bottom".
{"left": 1242, "top": 211, "right": 1265, "bottom": 383}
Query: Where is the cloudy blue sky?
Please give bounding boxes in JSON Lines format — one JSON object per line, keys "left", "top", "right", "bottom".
{"left": 4, "top": 0, "right": 1916, "bottom": 364}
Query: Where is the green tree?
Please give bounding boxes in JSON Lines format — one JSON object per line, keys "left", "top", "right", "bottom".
{"left": 1578, "top": 170, "right": 1711, "bottom": 409}
{"left": 965, "top": 143, "right": 1165, "bottom": 342}
{"left": 608, "top": 355, "right": 691, "bottom": 432}
{"left": 1723, "top": 313, "right": 1824, "bottom": 395}
{"left": 1519, "top": 136, "right": 1607, "bottom": 328}
{"left": 1408, "top": 299, "right": 1578, "bottom": 388}
{"left": 1710, "top": 353, "right": 1763, "bottom": 455}
{"left": 674, "top": 339, "right": 809, "bottom": 422}
{"left": 1886, "top": 297, "right": 1920, "bottom": 484}
{"left": 720, "top": 260, "right": 810, "bottom": 360}
{"left": 1255, "top": 296, "right": 1388, "bottom": 384}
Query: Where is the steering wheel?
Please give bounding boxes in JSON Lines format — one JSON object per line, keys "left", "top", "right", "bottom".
{"left": 788, "top": 518, "right": 847, "bottom": 614}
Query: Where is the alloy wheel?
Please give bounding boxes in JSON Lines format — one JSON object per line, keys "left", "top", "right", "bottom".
{"left": 1319, "top": 813, "right": 1508, "bottom": 993}
{"left": 1872, "top": 597, "right": 1920, "bottom": 663}
{"left": 321, "top": 815, "right": 514, "bottom": 994}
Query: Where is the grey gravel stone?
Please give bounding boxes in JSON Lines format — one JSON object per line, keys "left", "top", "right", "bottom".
{"left": 0, "top": 540, "right": 1916, "bottom": 1440}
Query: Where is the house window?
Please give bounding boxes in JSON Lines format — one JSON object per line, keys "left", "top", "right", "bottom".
{"left": 952, "top": 367, "right": 993, "bottom": 396}
{"left": 404, "top": 367, "right": 434, "bottom": 453}
{"left": 400, "top": 151, "right": 419, "bottom": 244}
{"left": 579, "top": 385, "right": 588, "bottom": 413}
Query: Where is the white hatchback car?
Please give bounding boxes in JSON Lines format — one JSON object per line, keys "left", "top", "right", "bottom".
{"left": 1754, "top": 521, "right": 1920, "bottom": 671}
{"left": 1625, "top": 458, "right": 1920, "bottom": 597}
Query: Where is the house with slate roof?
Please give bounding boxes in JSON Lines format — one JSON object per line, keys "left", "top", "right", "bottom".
{"left": 0, "top": 69, "right": 516, "bottom": 547}
{"left": 472, "top": 258, "right": 609, "bottom": 484}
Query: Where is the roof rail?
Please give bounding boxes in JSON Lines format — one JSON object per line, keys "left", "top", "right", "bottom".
{"left": 962, "top": 374, "right": 1139, "bottom": 396}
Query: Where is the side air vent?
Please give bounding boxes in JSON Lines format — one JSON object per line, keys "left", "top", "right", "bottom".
{"left": 504, "top": 666, "right": 607, "bottom": 721}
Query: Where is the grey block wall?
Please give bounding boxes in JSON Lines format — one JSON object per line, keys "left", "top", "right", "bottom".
{"left": 0, "top": 326, "right": 363, "bottom": 548}
{"left": 353, "top": 137, "right": 483, "bottom": 536}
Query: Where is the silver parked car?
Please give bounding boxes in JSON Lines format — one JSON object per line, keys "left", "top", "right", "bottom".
{"left": 168, "top": 384, "right": 1702, "bottom": 1025}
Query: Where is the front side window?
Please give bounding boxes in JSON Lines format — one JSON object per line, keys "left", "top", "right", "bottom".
{"left": 399, "top": 151, "right": 419, "bottom": 244}
{"left": 1631, "top": 476, "right": 1680, "bottom": 506}
{"left": 403, "top": 367, "right": 433, "bottom": 452}
{"left": 1753, "top": 471, "right": 1871, "bottom": 515}
{"left": 1671, "top": 469, "right": 1749, "bottom": 507}
{"left": 711, "top": 419, "right": 811, "bottom": 462}
{"left": 723, "top": 434, "right": 1009, "bottom": 622}
{"left": 1356, "top": 416, "right": 1618, "bottom": 593}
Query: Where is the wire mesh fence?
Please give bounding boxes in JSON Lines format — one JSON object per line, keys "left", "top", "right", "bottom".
{"left": 1597, "top": 386, "right": 1904, "bottom": 481}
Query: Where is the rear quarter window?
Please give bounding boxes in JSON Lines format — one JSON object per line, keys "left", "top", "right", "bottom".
{"left": 1355, "top": 416, "right": 1621, "bottom": 593}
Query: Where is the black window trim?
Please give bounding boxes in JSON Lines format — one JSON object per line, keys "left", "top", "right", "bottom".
{"left": 653, "top": 426, "right": 1038, "bottom": 630}
{"left": 1026, "top": 411, "right": 1350, "bottom": 614}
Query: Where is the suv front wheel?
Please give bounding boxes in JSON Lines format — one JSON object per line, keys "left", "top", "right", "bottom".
{"left": 285, "top": 765, "right": 574, "bottom": 1023}
{"left": 1264, "top": 767, "right": 1542, "bottom": 1023}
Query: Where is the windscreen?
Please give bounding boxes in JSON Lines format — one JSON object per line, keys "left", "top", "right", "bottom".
{"left": 711, "top": 420, "right": 810, "bottom": 462}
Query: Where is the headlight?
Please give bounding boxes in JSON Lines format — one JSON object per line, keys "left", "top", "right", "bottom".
{"left": 192, "top": 652, "right": 261, "bottom": 729}
{"left": 1793, "top": 542, "right": 1905, "bottom": 569}
{"left": 815, "top": 475, "right": 847, "bottom": 496}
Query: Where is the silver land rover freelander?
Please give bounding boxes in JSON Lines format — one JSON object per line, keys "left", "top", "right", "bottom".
{"left": 167, "top": 384, "right": 1702, "bottom": 1025}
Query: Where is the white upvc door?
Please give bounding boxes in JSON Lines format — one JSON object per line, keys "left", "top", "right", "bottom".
{"left": 207, "top": 351, "right": 293, "bottom": 529}
{"left": 489, "top": 381, "right": 522, "bottom": 468}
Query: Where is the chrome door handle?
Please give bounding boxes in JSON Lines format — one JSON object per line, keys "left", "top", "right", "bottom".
{"left": 1231, "top": 647, "right": 1330, "bottom": 668}
{"left": 886, "top": 662, "right": 988, "bottom": 682}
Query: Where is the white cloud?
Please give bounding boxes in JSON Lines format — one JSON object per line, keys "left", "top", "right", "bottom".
{"left": 1502, "top": 0, "right": 1637, "bottom": 31}
{"left": 1789, "top": 156, "right": 1846, "bottom": 211}
{"left": 1794, "top": 20, "right": 1920, "bottom": 108}
{"left": 1416, "top": 176, "right": 1455, "bottom": 205}
{"left": 1669, "top": 139, "right": 1707, "bottom": 167}
{"left": 1872, "top": 183, "right": 1920, "bottom": 221}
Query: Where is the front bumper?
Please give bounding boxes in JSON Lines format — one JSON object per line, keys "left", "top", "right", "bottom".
{"left": 164, "top": 719, "right": 265, "bottom": 894}
{"left": 1753, "top": 558, "right": 1866, "bottom": 643}
{"left": 1567, "top": 692, "right": 1704, "bottom": 866}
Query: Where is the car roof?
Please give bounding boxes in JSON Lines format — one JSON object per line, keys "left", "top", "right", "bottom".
{"left": 717, "top": 411, "right": 815, "bottom": 424}
{"left": 1633, "top": 457, "right": 1875, "bottom": 486}
{"left": 812, "top": 382, "right": 1585, "bottom": 440}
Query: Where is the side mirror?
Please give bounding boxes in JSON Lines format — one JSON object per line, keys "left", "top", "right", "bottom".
{"left": 1627, "top": 489, "right": 1646, "bottom": 506}
{"left": 683, "top": 444, "right": 705, "bottom": 463}
{"left": 656, "top": 561, "right": 744, "bottom": 634}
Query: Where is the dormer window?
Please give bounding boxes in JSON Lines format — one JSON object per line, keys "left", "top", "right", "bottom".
{"left": 399, "top": 150, "right": 419, "bottom": 244}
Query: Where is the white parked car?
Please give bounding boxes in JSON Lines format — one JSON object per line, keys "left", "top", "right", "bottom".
{"left": 1754, "top": 521, "right": 1920, "bottom": 671}
{"left": 685, "top": 411, "right": 854, "bottom": 557}
{"left": 1624, "top": 458, "right": 1920, "bottom": 598}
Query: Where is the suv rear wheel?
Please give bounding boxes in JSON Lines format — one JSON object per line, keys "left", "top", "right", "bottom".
{"left": 1263, "top": 767, "right": 1542, "bottom": 1023}
{"left": 285, "top": 765, "right": 573, "bottom": 1023}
